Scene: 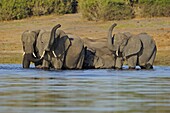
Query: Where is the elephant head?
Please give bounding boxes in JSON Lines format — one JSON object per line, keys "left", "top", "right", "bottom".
{"left": 36, "top": 24, "right": 72, "bottom": 69}
{"left": 36, "top": 24, "right": 61, "bottom": 59}
{"left": 21, "top": 30, "right": 42, "bottom": 68}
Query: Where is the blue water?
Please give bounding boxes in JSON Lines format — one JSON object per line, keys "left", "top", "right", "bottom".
{"left": 0, "top": 64, "right": 170, "bottom": 113}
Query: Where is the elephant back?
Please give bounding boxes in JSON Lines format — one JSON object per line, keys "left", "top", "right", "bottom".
{"left": 138, "top": 33, "right": 156, "bottom": 49}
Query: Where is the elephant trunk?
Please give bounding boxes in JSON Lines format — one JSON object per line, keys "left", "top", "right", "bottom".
{"left": 22, "top": 53, "right": 42, "bottom": 68}
{"left": 46, "top": 24, "right": 61, "bottom": 51}
{"left": 107, "top": 23, "right": 117, "bottom": 51}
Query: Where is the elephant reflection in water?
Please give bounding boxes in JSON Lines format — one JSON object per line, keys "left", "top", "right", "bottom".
{"left": 107, "top": 23, "right": 157, "bottom": 69}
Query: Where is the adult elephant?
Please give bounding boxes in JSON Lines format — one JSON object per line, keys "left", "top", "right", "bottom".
{"left": 36, "top": 24, "right": 85, "bottom": 70}
{"left": 21, "top": 30, "right": 42, "bottom": 68}
{"left": 107, "top": 23, "right": 157, "bottom": 69}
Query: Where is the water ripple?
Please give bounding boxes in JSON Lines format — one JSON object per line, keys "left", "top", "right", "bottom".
{"left": 0, "top": 64, "right": 170, "bottom": 113}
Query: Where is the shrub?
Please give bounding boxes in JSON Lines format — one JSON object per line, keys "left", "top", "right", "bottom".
{"left": 31, "top": 0, "right": 53, "bottom": 16}
{"left": 136, "top": 0, "right": 170, "bottom": 17}
{"left": 0, "top": 0, "right": 75, "bottom": 21}
{"left": 53, "top": 0, "right": 73, "bottom": 14}
{"left": 79, "top": 0, "right": 134, "bottom": 21}
{"left": 0, "top": 0, "right": 28, "bottom": 20}
{"left": 12, "top": 0, "right": 30, "bottom": 19}
{"left": 0, "top": 0, "right": 169, "bottom": 21}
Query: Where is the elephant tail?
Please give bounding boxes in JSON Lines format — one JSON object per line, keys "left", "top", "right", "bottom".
{"left": 46, "top": 24, "right": 61, "bottom": 51}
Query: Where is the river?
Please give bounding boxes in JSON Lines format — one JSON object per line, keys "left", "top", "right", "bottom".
{"left": 0, "top": 64, "right": 170, "bottom": 113}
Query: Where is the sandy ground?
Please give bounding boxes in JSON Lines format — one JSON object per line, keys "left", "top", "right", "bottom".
{"left": 0, "top": 13, "right": 170, "bottom": 65}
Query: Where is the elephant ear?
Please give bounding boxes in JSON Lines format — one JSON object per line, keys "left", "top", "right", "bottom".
{"left": 114, "top": 33, "right": 128, "bottom": 51}
{"left": 53, "top": 31, "right": 71, "bottom": 59}
{"left": 64, "top": 36, "right": 71, "bottom": 53}
{"left": 124, "top": 37, "right": 142, "bottom": 57}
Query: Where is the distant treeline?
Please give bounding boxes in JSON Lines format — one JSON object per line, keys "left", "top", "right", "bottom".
{"left": 0, "top": 0, "right": 169, "bottom": 21}
{"left": 79, "top": 0, "right": 170, "bottom": 21}
{"left": 0, "top": 0, "right": 77, "bottom": 21}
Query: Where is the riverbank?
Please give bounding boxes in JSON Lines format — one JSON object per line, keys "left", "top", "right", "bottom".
{"left": 0, "top": 13, "right": 170, "bottom": 65}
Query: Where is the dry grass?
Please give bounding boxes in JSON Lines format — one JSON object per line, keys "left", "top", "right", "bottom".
{"left": 0, "top": 13, "right": 170, "bottom": 65}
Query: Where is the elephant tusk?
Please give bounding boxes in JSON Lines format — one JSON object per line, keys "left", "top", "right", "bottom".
{"left": 40, "top": 51, "right": 45, "bottom": 59}
{"left": 33, "top": 53, "right": 36, "bottom": 58}
{"left": 116, "top": 51, "right": 119, "bottom": 56}
{"left": 52, "top": 51, "right": 57, "bottom": 58}
{"left": 58, "top": 54, "right": 61, "bottom": 58}
{"left": 23, "top": 52, "right": 25, "bottom": 56}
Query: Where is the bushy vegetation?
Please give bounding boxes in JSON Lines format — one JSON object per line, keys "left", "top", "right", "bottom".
{"left": 79, "top": 0, "right": 134, "bottom": 21}
{"left": 0, "top": 0, "right": 75, "bottom": 21}
{"left": 79, "top": 0, "right": 170, "bottom": 20}
{"left": 137, "top": 0, "right": 170, "bottom": 17}
{"left": 0, "top": 0, "right": 169, "bottom": 21}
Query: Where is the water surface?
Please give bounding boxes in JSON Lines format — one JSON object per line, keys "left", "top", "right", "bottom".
{"left": 0, "top": 64, "right": 170, "bottom": 113}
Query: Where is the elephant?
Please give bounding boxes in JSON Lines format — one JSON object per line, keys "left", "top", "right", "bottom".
{"left": 82, "top": 47, "right": 105, "bottom": 69}
{"left": 107, "top": 23, "right": 157, "bottom": 69}
{"left": 36, "top": 24, "right": 85, "bottom": 70}
{"left": 82, "top": 39, "right": 115, "bottom": 69}
{"left": 21, "top": 30, "right": 42, "bottom": 68}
